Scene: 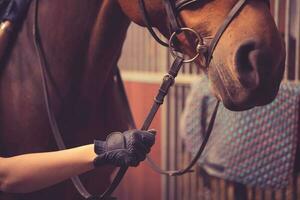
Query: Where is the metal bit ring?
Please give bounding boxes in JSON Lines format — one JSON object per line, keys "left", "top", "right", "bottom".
{"left": 168, "top": 27, "right": 205, "bottom": 63}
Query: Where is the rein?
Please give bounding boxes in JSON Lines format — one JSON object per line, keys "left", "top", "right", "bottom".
{"left": 32, "top": 0, "right": 98, "bottom": 199}
{"left": 135, "top": 0, "right": 247, "bottom": 176}
{"left": 32, "top": 0, "right": 269, "bottom": 199}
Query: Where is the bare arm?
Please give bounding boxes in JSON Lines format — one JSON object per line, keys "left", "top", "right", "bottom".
{"left": 0, "top": 144, "right": 97, "bottom": 193}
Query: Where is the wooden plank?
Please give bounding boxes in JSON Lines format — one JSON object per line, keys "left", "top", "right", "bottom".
{"left": 247, "top": 187, "right": 255, "bottom": 200}
{"left": 161, "top": 89, "right": 168, "bottom": 200}
{"left": 274, "top": 189, "right": 283, "bottom": 200}
{"left": 211, "top": 178, "right": 218, "bottom": 200}
{"left": 234, "top": 183, "right": 247, "bottom": 200}
{"left": 220, "top": 180, "right": 227, "bottom": 200}
{"left": 169, "top": 88, "right": 176, "bottom": 200}
{"left": 264, "top": 188, "right": 273, "bottom": 200}
{"left": 295, "top": 0, "right": 300, "bottom": 81}
{"left": 121, "top": 71, "right": 200, "bottom": 84}
{"left": 297, "top": 175, "right": 300, "bottom": 200}
{"left": 284, "top": 0, "right": 291, "bottom": 80}
{"left": 226, "top": 182, "right": 235, "bottom": 200}
{"left": 286, "top": 178, "right": 293, "bottom": 200}
{"left": 273, "top": 0, "right": 280, "bottom": 27}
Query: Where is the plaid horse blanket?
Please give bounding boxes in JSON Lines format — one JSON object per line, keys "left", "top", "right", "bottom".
{"left": 180, "top": 77, "right": 300, "bottom": 188}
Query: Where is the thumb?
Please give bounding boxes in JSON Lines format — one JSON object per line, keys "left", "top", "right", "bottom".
{"left": 148, "top": 129, "right": 157, "bottom": 135}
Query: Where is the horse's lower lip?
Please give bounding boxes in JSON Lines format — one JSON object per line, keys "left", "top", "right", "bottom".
{"left": 221, "top": 86, "right": 278, "bottom": 111}
{"left": 212, "top": 75, "right": 255, "bottom": 111}
{"left": 222, "top": 98, "right": 255, "bottom": 111}
{"left": 211, "top": 63, "right": 280, "bottom": 111}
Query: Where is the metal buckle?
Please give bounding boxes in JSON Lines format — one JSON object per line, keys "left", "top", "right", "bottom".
{"left": 168, "top": 27, "right": 206, "bottom": 63}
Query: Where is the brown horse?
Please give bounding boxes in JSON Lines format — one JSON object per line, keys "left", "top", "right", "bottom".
{"left": 121, "top": 0, "right": 285, "bottom": 110}
{"left": 0, "top": 0, "right": 285, "bottom": 200}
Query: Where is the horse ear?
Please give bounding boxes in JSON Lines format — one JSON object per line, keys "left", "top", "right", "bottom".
{"left": 118, "top": 0, "right": 166, "bottom": 27}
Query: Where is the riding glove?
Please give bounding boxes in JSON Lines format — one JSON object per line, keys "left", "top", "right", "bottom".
{"left": 94, "top": 129, "right": 156, "bottom": 167}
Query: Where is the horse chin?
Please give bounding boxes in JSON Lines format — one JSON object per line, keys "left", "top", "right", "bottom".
{"left": 215, "top": 86, "right": 277, "bottom": 111}
{"left": 209, "top": 66, "right": 281, "bottom": 111}
{"left": 223, "top": 89, "right": 279, "bottom": 111}
{"left": 211, "top": 79, "right": 255, "bottom": 111}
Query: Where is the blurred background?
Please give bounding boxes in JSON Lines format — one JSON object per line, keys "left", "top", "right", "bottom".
{"left": 115, "top": 0, "right": 300, "bottom": 199}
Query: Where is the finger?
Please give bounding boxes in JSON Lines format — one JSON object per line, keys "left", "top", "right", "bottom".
{"left": 139, "top": 131, "right": 156, "bottom": 146}
{"left": 128, "top": 143, "right": 148, "bottom": 162}
{"left": 133, "top": 147, "right": 147, "bottom": 161}
{"left": 134, "top": 152, "right": 146, "bottom": 163}
{"left": 114, "top": 150, "right": 131, "bottom": 167}
{"left": 130, "top": 141, "right": 150, "bottom": 154}
{"left": 148, "top": 129, "right": 157, "bottom": 135}
{"left": 124, "top": 157, "right": 132, "bottom": 167}
{"left": 128, "top": 131, "right": 153, "bottom": 149}
{"left": 127, "top": 156, "right": 140, "bottom": 167}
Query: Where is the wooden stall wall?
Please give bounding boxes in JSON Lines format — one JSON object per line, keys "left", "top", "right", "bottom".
{"left": 116, "top": 0, "right": 300, "bottom": 199}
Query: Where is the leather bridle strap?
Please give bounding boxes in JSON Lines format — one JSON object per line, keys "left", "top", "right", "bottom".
{"left": 31, "top": 0, "right": 270, "bottom": 199}
{"left": 102, "top": 0, "right": 269, "bottom": 197}
{"left": 138, "top": 0, "right": 168, "bottom": 47}
{"left": 176, "top": 0, "right": 198, "bottom": 11}
{"left": 205, "top": 0, "right": 247, "bottom": 66}
{"left": 103, "top": 58, "right": 186, "bottom": 198}
{"left": 140, "top": 0, "right": 272, "bottom": 178}
{"left": 146, "top": 100, "right": 219, "bottom": 176}
{"left": 142, "top": 57, "right": 183, "bottom": 130}
{"left": 206, "top": 0, "right": 270, "bottom": 65}
{"left": 99, "top": 0, "right": 250, "bottom": 195}
{"left": 138, "top": 0, "right": 182, "bottom": 47}
{"left": 136, "top": 0, "right": 248, "bottom": 177}
{"left": 33, "top": 0, "right": 107, "bottom": 199}
{"left": 139, "top": 0, "right": 271, "bottom": 67}
{"left": 162, "top": 0, "right": 181, "bottom": 33}
{"left": 176, "top": 0, "right": 270, "bottom": 11}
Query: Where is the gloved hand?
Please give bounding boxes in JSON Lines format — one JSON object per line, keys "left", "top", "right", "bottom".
{"left": 93, "top": 129, "right": 156, "bottom": 167}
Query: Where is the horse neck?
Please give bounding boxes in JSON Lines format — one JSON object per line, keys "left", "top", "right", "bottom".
{"left": 0, "top": 0, "right": 131, "bottom": 155}
{"left": 4, "top": 0, "right": 130, "bottom": 101}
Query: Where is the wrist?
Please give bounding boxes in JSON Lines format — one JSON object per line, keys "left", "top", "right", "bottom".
{"left": 93, "top": 140, "right": 107, "bottom": 167}
{"left": 93, "top": 154, "right": 107, "bottom": 167}
{"left": 81, "top": 144, "right": 98, "bottom": 169}
{"left": 94, "top": 140, "right": 106, "bottom": 155}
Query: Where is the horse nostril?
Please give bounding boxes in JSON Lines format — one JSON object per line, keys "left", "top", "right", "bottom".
{"left": 235, "top": 40, "right": 261, "bottom": 89}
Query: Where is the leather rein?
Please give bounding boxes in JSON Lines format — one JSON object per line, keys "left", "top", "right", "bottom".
{"left": 32, "top": 0, "right": 269, "bottom": 199}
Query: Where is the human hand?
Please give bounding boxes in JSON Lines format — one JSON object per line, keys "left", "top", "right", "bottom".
{"left": 93, "top": 129, "right": 156, "bottom": 167}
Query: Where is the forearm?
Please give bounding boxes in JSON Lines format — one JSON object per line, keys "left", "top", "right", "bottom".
{"left": 0, "top": 144, "right": 97, "bottom": 193}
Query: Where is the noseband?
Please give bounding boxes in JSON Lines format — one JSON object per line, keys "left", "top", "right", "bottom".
{"left": 140, "top": 0, "right": 269, "bottom": 66}
{"left": 33, "top": 0, "right": 270, "bottom": 199}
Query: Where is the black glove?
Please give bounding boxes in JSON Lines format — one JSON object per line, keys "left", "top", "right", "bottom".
{"left": 2, "top": 0, "right": 31, "bottom": 24}
{"left": 93, "top": 129, "right": 156, "bottom": 167}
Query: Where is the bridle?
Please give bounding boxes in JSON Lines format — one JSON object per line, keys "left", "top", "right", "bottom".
{"left": 32, "top": 0, "right": 270, "bottom": 199}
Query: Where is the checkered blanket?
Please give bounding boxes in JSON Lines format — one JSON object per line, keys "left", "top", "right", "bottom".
{"left": 180, "top": 77, "right": 300, "bottom": 188}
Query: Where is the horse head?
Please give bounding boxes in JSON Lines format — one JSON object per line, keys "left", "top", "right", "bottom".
{"left": 119, "top": 0, "right": 285, "bottom": 111}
